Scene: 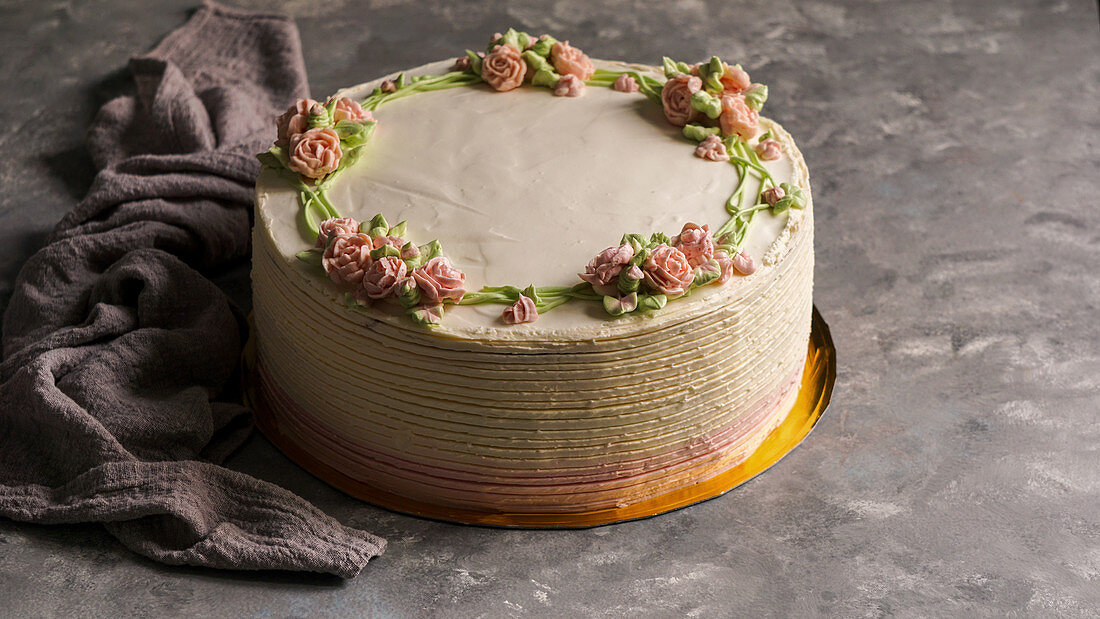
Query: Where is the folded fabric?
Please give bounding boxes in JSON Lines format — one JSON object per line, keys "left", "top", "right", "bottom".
{"left": 0, "top": 1, "right": 385, "bottom": 578}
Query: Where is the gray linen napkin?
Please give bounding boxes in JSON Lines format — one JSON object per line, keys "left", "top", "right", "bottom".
{"left": 0, "top": 1, "right": 385, "bottom": 578}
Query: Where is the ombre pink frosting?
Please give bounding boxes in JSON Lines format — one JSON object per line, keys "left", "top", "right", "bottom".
{"left": 412, "top": 256, "right": 466, "bottom": 303}
{"left": 550, "top": 41, "right": 595, "bottom": 81}
{"left": 481, "top": 44, "right": 526, "bottom": 92}
{"left": 756, "top": 138, "right": 781, "bottom": 161}
{"left": 275, "top": 98, "right": 317, "bottom": 148}
{"left": 362, "top": 256, "right": 408, "bottom": 300}
{"left": 322, "top": 233, "right": 373, "bottom": 285}
{"left": 661, "top": 74, "right": 703, "bottom": 127}
{"left": 502, "top": 295, "right": 538, "bottom": 324}
{"left": 553, "top": 74, "right": 585, "bottom": 97}
{"left": 672, "top": 222, "right": 715, "bottom": 268}
{"left": 643, "top": 244, "right": 695, "bottom": 297}
{"left": 316, "top": 217, "right": 360, "bottom": 247}
{"left": 329, "top": 97, "right": 373, "bottom": 123}
{"left": 612, "top": 73, "right": 639, "bottom": 93}
{"left": 719, "top": 94, "right": 759, "bottom": 140}
{"left": 694, "top": 134, "right": 728, "bottom": 162}
{"left": 288, "top": 128, "right": 342, "bottom": 179}
{"left": 579, "top": 244, "right": 634, "bottom": 296}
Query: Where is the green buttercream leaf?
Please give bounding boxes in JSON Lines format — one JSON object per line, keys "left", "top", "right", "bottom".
{"left": 639, "top": 293, "right": 667, "bottom": 311}
{"left": 693, "top": 261, "right": 721, "bottom": 287}
{"left": 531, "top": 67, "right": 561, "bottom": 88}
{"left": 771, "top": 182, "right": 806, "bottom": 213}
{"left": 370, "top": 244, "right": 401, "bottom": 260}
{"left": 368, "top": 213, "right": 389, "bottom": 232}
{"left": 516, "top": 31, "right": 533, "bottom": 50}
{"left": 500, "top": 28, "right": 520, "bottom": 49}
{"left": 295, "top": 248, "right": 323, "bottom": 268}
{"left": 683, "top": 124, "right": 720, "bottom": 142}
{"left": 522, "top": 50, "right": 552, "bottom": 72}
{"left": 603, "top": 293, "right": 638, "bottom": 316}
{"left": 409, "top": 304, "right": 444, "bottom": 327}
{"left": 690, "top": 90, "right": 723, "bottom": 119}
{"left": 661, "top": 56, "right": 680, "bottom": 79}
{"left": 388, "top": 220, "right": 407, "bottom": 237}
{"left": 397, "top": 278, "right": 421, "bottom": 308}
{"left": 395, "top": 72, "right": 407, "bottom": 88}
{"left": 650, "top": 232, "right": 671, "bottom": 246}
{"left": 745, "top": 84, "right": 768, "bottom": 111}
{"left": 617, "top": 268, "right": 641, "bottom": 293}
{"left": 335, "top": 119, "right": 376, "bottom": 148}
{"left": 256, "top": 150, "right": 283, "bottom": 170}
{"left": 522, "top": 284, "right": 540, "bottom": 304}
{"left": 419, "top": 239, "right": 442, "bottom": 261}
{"left": 465, "top": 49, "right": 483, "bottom": 75}
{"left": 529, "top": 35, "right": 556, "bottom": 57}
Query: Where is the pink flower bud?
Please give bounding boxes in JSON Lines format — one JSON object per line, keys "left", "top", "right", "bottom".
{"left": 755, "top": 138, "right": 781, "bottom": 161}
{"left": 502, "top": 295, "right": 538, "bottom": 324}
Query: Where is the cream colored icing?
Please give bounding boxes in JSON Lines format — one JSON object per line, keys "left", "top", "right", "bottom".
{"left": 255, "top": 60, "right": 807, "bottom": 337}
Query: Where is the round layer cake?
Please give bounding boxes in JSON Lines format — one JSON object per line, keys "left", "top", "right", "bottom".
{"left": 251, "top": 50, "right": 813, "bottom": 516}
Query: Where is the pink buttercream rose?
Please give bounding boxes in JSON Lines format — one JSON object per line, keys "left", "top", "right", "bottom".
{"left": 451, "top": 56, "right": 472, "bottom": 72}
{"left": 643, "top": 244, "right": 695, "bottom": 298}
{"left": 672, "top": 222, "right": 715, "bottom": 268}
{"left": 288, "top": 128, "right": 342, "bottom": 179}
{"left": 412, "top": 256, "right": 466, "bottom": 303}
{"left": 550, "top": 41, "right": 595, "bottom": 81}
{"left": 720, "top": 63, "right": 752, "bottom": 94}
{"left": 371, "top": 235, "right": 403, "bottom": 250}
{"left": 275, "top": 98, "right": 318, "bottom": 148}
{"left": 733, "top": 251, "right": 757, "bottom": 276}
{"left": 762, "top": 185, "right": 786, "bottom": 206}
{"left": 328, "top": 97, "right": 373, "bottom": 123}
{"left": 713, "top": 250, "right": 735, "bottom": 284}
{"left": 660, "top": 74, "right": 703, "bottom": 127}
{"left": 612, "top": 73, "right": 639, "bottom": 93}
{"left": 481, "top": 44, "right": 526, "bottom": 92}
{"left": 579, "top": 244, "right": 635, "bottom": 296}
{"left": 502, "top": 295, "right": 538, "bottom": 324}
{"left": 694, "top": 134, "right": 728, "bottom": 162}
{"left": 316, "top": 217, "right": 360, "bottom": 247}
{"left": 719, "top": 94, "right": 759, "bottom": 140}
{"left": 553, "top": 74, "right": 585, "bottom": 97}
{"left": 322, "top": 233, "right": 373, "bottom": 285}
{"left": 755, "top": 138, "right": 781, "bottom": 161}
{"left": 362, "top": 255, "right": 408, "bottom": 300}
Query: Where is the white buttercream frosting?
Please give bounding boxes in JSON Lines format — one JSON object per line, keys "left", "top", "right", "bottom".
{"left": 250, "top": 59, "right": 815, "bottom": 514}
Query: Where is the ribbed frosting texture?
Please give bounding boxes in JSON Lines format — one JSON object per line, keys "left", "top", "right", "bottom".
{"left": 251, "top": 61, "right": 814, "bottom": 514}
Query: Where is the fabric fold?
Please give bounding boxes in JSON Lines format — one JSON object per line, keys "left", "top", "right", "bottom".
{"left": 0, "top": 1, "right": 385, "bottom": 578}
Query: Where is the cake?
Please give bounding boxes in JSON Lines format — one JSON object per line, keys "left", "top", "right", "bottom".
{"left": 250, "top": 31, "right": 814, "bottom": 520}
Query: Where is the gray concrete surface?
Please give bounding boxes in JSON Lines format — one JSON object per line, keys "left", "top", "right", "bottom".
{"left": 2, "top": 0, "right": 1098, "bottom": 616}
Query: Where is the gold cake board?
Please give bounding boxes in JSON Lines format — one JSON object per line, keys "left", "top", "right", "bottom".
{"left": 243, "top": 306, "right": 836, "bottom": 528}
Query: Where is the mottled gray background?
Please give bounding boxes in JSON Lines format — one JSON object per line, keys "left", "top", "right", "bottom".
{"left": 2, "top": 0, "right": 1098, "bottom": 616}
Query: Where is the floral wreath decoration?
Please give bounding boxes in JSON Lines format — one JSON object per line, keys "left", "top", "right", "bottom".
{"left": 258, "top": 29, "right": 806, "bottom": 328}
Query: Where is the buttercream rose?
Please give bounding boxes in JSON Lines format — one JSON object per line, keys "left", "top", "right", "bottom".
{"left": 719, "top": 94, "right": 759, "bottom": 140}
{"left": 579, "top": 244, "right": 634, "bottom": 296}
{"left": 288, "top": 128, "right": 342, "bottom": 179}
{"left": 733, "top": 251, "right": 757, "bottom": 276}
{"left": 371, "top": 235, "right": 404, "bottom": 250}
{"left": 362, "top": 256, "right": 408, "bottom": 300}
{"left": 672, "top": 222, "right": 715, "bottom": 268}
{"left": 613, "top": 73, "right": 639, "bottom": 93}
{"left": 660, "top": 74, "right": 703, "bottom": 127}
{"left": 502, "top": 295, "right": 538, "bottom": 324}
{"left": 322, "top": 233, "right": 373, "bottom": 285}
{"left": 755, "top": 138, "right": 781, "bottom": 161}
{"left": 643, "top": 244, "right": 695, "bottom": 298}
{"left": 553, "top": 74, "right": 585, "bottom": 97}
{"left": 413, "top": 256, "right": 466, "bottom": 303}
{"left": 762, "top": 185, "right": 786, "bottom": 206}
{"left": 720, "top": 63, "right": 751, "bottom": 93}
{"left": 550, "top": 41, "right": 595, "bottom": 81}
{"left": 328, "top": 96, "right": 373, "bottom": 123}
{"left": 275, "top": 98, "right": 318, "bottom": 148}
{"left": 713, "top": 250, "right": 735, "bottom": 284}
{"left": 481, "top": 44, "right": 526, "bottom": 92}
{"left": 694, "top": 134, "right": 728, "bottom": 162}
{"left": 316, "top": 217, "right": 360, "bottom": 247}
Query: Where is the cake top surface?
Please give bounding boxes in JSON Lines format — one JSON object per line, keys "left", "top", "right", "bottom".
{"left": 255, "top": 41, "right": 811, "bottom": 339}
